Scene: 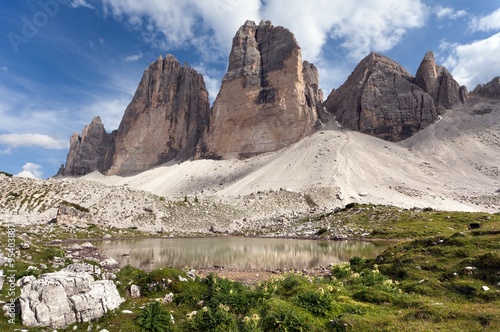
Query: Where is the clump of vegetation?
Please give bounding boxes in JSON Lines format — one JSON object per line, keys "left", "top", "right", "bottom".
{"left": 61, "top": 200, "right": 90, "bottom": 213}
{"left": 1, "top": 206, "right": 499, "bottom": 331}
{"left": 136, "top": 301, "right": 174, "bottom": 332}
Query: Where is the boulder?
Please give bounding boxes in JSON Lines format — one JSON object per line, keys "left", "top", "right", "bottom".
{"left": 130, "top": 284, "right": 141, "bottom": 298}
{"left": 19, "top": 271, "right": 123, "bottom": 328}
{"left": 201, "top": 20, "right": 321, "bottom": 159}
{"left": 55, "top": 205, "right": 92, "bottom": 225}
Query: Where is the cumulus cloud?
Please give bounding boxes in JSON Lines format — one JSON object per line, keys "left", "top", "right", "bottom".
{"left": 124, "top": 53, "right": 143, "bottom": 62}
{"left": 0, "top": 134, "right": 69, "bottom": 150}
{"left": 102, "top": 0, "right": 428, "bottom": 63}
{"left": 469, "top": 7, "right": 500, "bottom": 32}
{"left": 102, "top": 0, "right": 260, "bottom": 55}
{"left": 15, "top": 163, "right": 43, "bottom": 179}
{"left": 435, "top": 6, "right": 467, "bottom": 20}
{"left": 263, "top": 0, "right": 429, "bottom": 62}
{"left": 70, "top": 0, "right": 94, "bottom": 9}
{"left": 442, "top": 32, "right": 500, "bottom": 89}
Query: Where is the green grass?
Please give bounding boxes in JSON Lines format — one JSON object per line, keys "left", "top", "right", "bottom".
{"left": 0, "top": 205, "right": 499, "bottom": 331}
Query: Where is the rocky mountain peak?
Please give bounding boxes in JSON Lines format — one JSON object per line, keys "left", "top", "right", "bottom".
{"left": 324, "top": 52, "right": 438, "bottom": 142}
{"left": 415, "top": 51, "right": 467, "bottom": 109}
{"left": 201, "top": 20, "right": 321, "bottom": 159}
{"left": 473, "top": 76, "right": 500, "bottom": 99}
{"left": 106, "top": 54, "right": 210, "bottom": 175}
{"left": 58, "top": 116, "right": 114, "bottom": 176}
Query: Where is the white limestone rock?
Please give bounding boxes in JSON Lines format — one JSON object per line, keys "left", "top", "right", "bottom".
{"left": 19, "top": 271, "right": 123, "bottom": 328}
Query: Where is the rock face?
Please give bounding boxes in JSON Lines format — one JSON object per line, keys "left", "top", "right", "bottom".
{"left": 201, "top": 20, "right": 322, "bottom": 159}
{"left": 415, "top": 51, "right": 467, "bottom": 108}
{"left": 108, "top": 55, "right": 210, "bottom": 175}
{"left": 55, "top": 205, "right": 93, "bottom": 225}
{"left": 324, "top": 52, "right": 466, "bottom": 142}
{"left": 18, "top": 271, "right": 123, "bottom": 328}
{"left": 58, "top": 116, "right": 114, "bottom": 176}
{"left": 58, "top": 55, "right": 210, "bottom": 176}
{"left": 473, "top": 76, "right": 500, "bottom": 99}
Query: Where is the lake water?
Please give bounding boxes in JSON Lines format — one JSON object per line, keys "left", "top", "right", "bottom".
{"left": 95, "top": 237, "right": 392, "bottom": 271}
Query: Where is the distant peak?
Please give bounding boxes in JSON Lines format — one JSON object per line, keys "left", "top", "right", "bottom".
{"left": 90, "top": 116, "right": 102, "bottom": 125}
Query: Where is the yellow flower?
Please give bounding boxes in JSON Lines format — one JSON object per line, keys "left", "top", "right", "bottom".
{"left": 252, "top": 313, "right": 260, "bottom": 321}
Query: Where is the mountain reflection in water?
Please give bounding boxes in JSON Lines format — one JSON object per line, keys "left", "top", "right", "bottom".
{"left": 95, "top": 237, "right": 392, "bottom": 271}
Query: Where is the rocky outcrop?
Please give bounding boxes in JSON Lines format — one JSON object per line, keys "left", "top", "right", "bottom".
{"left": 18, "top": 271, "right": 123, "bottom": 328}
{"left": 58, "top": 116, "right": 114, "bottom": 176}
{"left": 55, "top": 205, "right": 93, "bottom": 225}
{"left": 324, "top": 53, "right": 439, "bottom": 141}
{"left": 58, "top": 55, "right": 210, "bottom": 176}
{"left": 415, "top": 51, "right": 467, "bottom": 109}
{"left": 201, "top": 20, "right": 322, "bottom": 159}
{"left": 472, "top": 76, "right": 500, "bottom": 99}
{"left": 107, "top": 55, "right": 210, "bottom": 175}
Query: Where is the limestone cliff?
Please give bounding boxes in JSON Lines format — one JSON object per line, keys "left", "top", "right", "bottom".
{"left": 107, "top": 55, "right": 210, "bottom": 175}
{"left": 415, "top": 51, "right": 467, "bottom": 109}
{"left": 201, "top": 20, "right": 322, "bottom": 159}
{"left": 324, "top": 53, "right": 439, "bottom": 142}
{"left": 58, "top": 116, "right": 114, "bottom": 176}
{"left": 472, "top": 76, "right": 500, "bottom": 99}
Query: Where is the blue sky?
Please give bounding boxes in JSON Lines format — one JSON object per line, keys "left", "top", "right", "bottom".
{"left": 1, "top": 0, "right": 499, "bottom": 178}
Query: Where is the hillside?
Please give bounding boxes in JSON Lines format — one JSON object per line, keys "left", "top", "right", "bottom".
{"left": 1, "top": 96, "right": 498, "bottom": 234}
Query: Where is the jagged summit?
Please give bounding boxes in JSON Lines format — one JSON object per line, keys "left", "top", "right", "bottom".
{"left": 473, "top": 76, "right": 500, "bottom": 99}
{"left": 201, "top": 20, "right": 322, "bottom": 159}
{"left": 323, "top": 51, "right": 466, "bottom": 142}
{"left": 59, "top": 22, "right": 494, "bottom": 177}
{"left": 415, "top": 51, "right": 468, "bottom": 109}
{"left": 107, "top": 54, "right": 210, "bottom": 175}
{"left": 58, "top": 116, "right": 114, "bottom": 176}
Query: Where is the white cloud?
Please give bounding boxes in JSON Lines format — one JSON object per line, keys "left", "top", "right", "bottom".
{"left": 469, "top": 7, "right": 500, "bottom": 32}
{"left": 442, "top": 32, "right": 500, "bottom": 89}
{"left": 435, "top": 6, "right": 467, "bottom": 20}
{"left": 100, "top": 0, "right": 429, "bottom": 92}
{"left": 124, "top": 53, "right": 143, "bottom": 62}
{"left": 15, "top": 163, "right": 43, "bottom": 179}
{"left": 262, "top": 0, "right": 429, "bottom": 62}
{"left": 0, "top": 134, "right": 69, "bottom": 150}
{"left": 0, "top": 147, "right": 12, "bottom": 155}
{"left": 70, "top": 0, "right": 94, "bottom": 9}
{"left": 102, "top": 0, "right": 260, "bottom": 56}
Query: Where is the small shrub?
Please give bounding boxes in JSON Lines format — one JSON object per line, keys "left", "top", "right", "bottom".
{"left": 261, "top": 299, "right": 312, "bottom": 332}
{"left": 136, "top": 301, "right": 173, "bottom": 332}
{"left": 296, "top": 289, "right": 333, "bottom": 316}
{"left": 315, "top": 227, "right": 328, "bottom": 236}
{"left": 187, "top": 305, "right": 238, "bottom": 332}
{"left": 331, "top": 263, "right": 351, "bottom": 279}
{"left": 348, "top": 256, "right": 368, "bottom": 272}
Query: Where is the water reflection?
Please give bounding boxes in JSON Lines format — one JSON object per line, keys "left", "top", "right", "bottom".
{"left": 95, "top": 237, "right": 392, "bottom": 271}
